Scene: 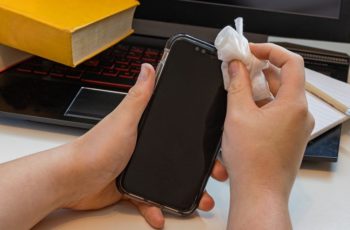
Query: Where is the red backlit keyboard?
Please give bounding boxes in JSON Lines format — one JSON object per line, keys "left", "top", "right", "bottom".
{"left": 14, "top": 43, "right": 163, "bottom": 90}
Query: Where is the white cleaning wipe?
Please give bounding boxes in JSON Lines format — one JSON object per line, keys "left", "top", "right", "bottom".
{"left": 214, "top": 17, "right": 272, "bottom": 101}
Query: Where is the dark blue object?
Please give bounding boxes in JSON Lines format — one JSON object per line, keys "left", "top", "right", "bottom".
{"left": 304, "top": 125, "right": 341, "bottom": 162}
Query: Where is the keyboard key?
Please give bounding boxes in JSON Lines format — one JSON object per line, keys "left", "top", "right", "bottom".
{"left": 75, "top": 65, "right": 86, "bottom": 71}
{"left": 82, "top": 74, "right": 134, "bottom": 89}
{"left": 112, "top": 51, "right": 127, "bottom": 59}
{"left": 16, "top": 64, "right": 33, "bottom": 73}
{"left": 33, "top": 65, "right": 51, "bottom": 75}
{"left": 116, "top": 43, "right": 130, "bottom": 51}
{"left": 115, "top": 59, "right": 129, "bottom": 65}
{"left": 130, "top": 46, "right": 145, "bottom": 54}
{"left": 131, "top": 60, "right": 143, "bottom": 65}
{"left": 142, "top": 58, "right": 157, "bottom": 63}
{"left": 84, "top": 59, "right": 100, "bottom": 67}
{"left": 84, "top": 66, "right": 103, "bottom": 74}
{"left": 115, "top": 63, "right": 129, "bottom": 72}
{"left": 99, "top": 55, "right": 115, "bottom": 63}
{"left": 99, "top": 60, "right": 115, "bottom": 69}
{"left": 15, "top": 58, "right": 41, "bottom": 73}
{"left": 130, "top": 64, "right": 141, "bottom": 74}
{"left": 145, "top": 48, "right": 160, "bottom": 56}
{"left": 66, "top": 69, "right": 83, "bottom": 79}
{"left": 143, "top": 51, "right": 159, "bottom": 58}
{"left": 50, "top": 65, "right": 66, "bottom": 77}
{"left": 131, "top": 61, "right": 142, "bottom": 66}
{"left": 81, "top": 72, "right": 101, "bottom": 80}
{"left": 119, "top": 71, "right": 136, "bottom": 79}
{"left": 102, "top": 69, "right": 119, "bottom": 77}
{"left": 127, "top": 53, "right": 142, "bottom": 60}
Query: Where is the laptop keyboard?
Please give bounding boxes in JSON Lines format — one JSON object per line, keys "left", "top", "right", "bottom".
{"left": 14, "top": 42, "right": 163, "bottom": 90}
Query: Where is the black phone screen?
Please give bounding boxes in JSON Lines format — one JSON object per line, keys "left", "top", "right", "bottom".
{"left": 119, "top": 37, "right": 227, "bottom": 213}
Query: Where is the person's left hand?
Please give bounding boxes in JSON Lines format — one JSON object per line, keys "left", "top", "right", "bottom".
{"left": 56, "top": 63, "right": 228, "bottom": 229}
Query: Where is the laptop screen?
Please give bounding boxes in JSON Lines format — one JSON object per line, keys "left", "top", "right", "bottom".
{"left": 188, "top": 0, "right": 342, "bottom": 19}
{"left": 134, "top": 0, "right": 350, "bottom": 42}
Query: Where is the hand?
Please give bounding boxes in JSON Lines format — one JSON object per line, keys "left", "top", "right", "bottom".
{"left": 57, "top": 63, "right": 228, "bottom": 229}
{"left": 222, "top": 43, "right": 314, "bottom": 229}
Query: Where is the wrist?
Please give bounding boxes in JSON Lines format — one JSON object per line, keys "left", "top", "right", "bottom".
{"left": 227, "top": 166, "right": 296, "bottom": 202}
{"left": 230, "top": 176, "right": 292, "bottom": 207}
{"left": 228, "top": 179, "right": 292, "bottom": 229}
{"left": 230, "top": 178, "right": 290, "bottom": 206}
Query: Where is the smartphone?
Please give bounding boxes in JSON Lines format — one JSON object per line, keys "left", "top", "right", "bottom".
{"left": 117, "top": 34, "right": 227, "bottom": 215}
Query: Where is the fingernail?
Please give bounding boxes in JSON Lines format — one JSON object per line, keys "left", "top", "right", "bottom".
{"left": 229, "top": 61, "right": 240, "bottom": 79}
{"left": 136, "top": 64, "right": 150, "bottom": 83}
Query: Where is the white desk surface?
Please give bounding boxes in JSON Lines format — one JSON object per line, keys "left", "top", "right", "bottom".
{"left": 1, "top": 117, "right": 350, "bottom": 230}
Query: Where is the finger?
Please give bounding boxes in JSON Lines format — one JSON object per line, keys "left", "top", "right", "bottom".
{"left": 198, "top": 191, "right": 215, "bottom": 211}
{"left": 211, "top": 160, "right": 228, "bottom": 181}
{"left": 108, "top": 63, "right": 156, "bottom": 129}
{"left": 250, "top": 43, "right": 305, "bottom": 99}
{"left": 226, "top": 60, "right": 257, "bottom": 114}
{"left": 129, "top": 200, "right": 165, "bottom": 229}
{"left": 250, "top": 43, "right": 297, "bottom": 68}
{"left": 263, "top": 63, "right": 281, "bottom": 96}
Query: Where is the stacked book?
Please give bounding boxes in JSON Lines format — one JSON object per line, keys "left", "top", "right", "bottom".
{"left": 0, "top": 0, "right": 139, "bottom": 70}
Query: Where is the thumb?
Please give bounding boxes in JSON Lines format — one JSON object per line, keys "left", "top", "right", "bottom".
{"left": 109, "top": 63, "right": 155, "bottom": 129}
{"left": 72, "top": 64, "right": 155, "bottom": 180}
{"left": 226, "top": 61, "right": 256, "bottom": 113}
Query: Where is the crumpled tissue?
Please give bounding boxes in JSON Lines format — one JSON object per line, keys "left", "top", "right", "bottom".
{"left": 214, "top": 17, "right": 272, "bottom": 101}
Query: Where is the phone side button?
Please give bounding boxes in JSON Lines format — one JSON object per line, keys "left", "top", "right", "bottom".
{"left": 155, "top": 62, "right": 164, "bottom": 83}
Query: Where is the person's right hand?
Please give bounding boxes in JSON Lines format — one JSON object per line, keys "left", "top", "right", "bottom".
{"left": 222, "top": 43, "right": 314, "bottom": 229}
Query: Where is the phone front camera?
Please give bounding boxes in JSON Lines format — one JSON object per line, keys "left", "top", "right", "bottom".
{"left": 195, "top": 47, "right": 200, "bottom": 52}
{"left": 201, "top": 49, "right": 206, "bottom": 54}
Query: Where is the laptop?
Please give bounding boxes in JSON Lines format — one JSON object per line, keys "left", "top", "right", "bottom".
{"left": 0, "top": 2, "right": 228, "bottom": 128}
{"left": 0, "top": 34, "right": 167, "bottom": 128}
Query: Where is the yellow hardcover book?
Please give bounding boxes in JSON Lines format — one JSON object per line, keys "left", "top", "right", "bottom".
{"left": 0, "top": 0, "right": 139, "bottom": 66}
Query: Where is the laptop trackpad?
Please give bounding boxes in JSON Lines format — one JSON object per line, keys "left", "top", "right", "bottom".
{"left": 64, "top": 87, "right": 126, "bottom": 120}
